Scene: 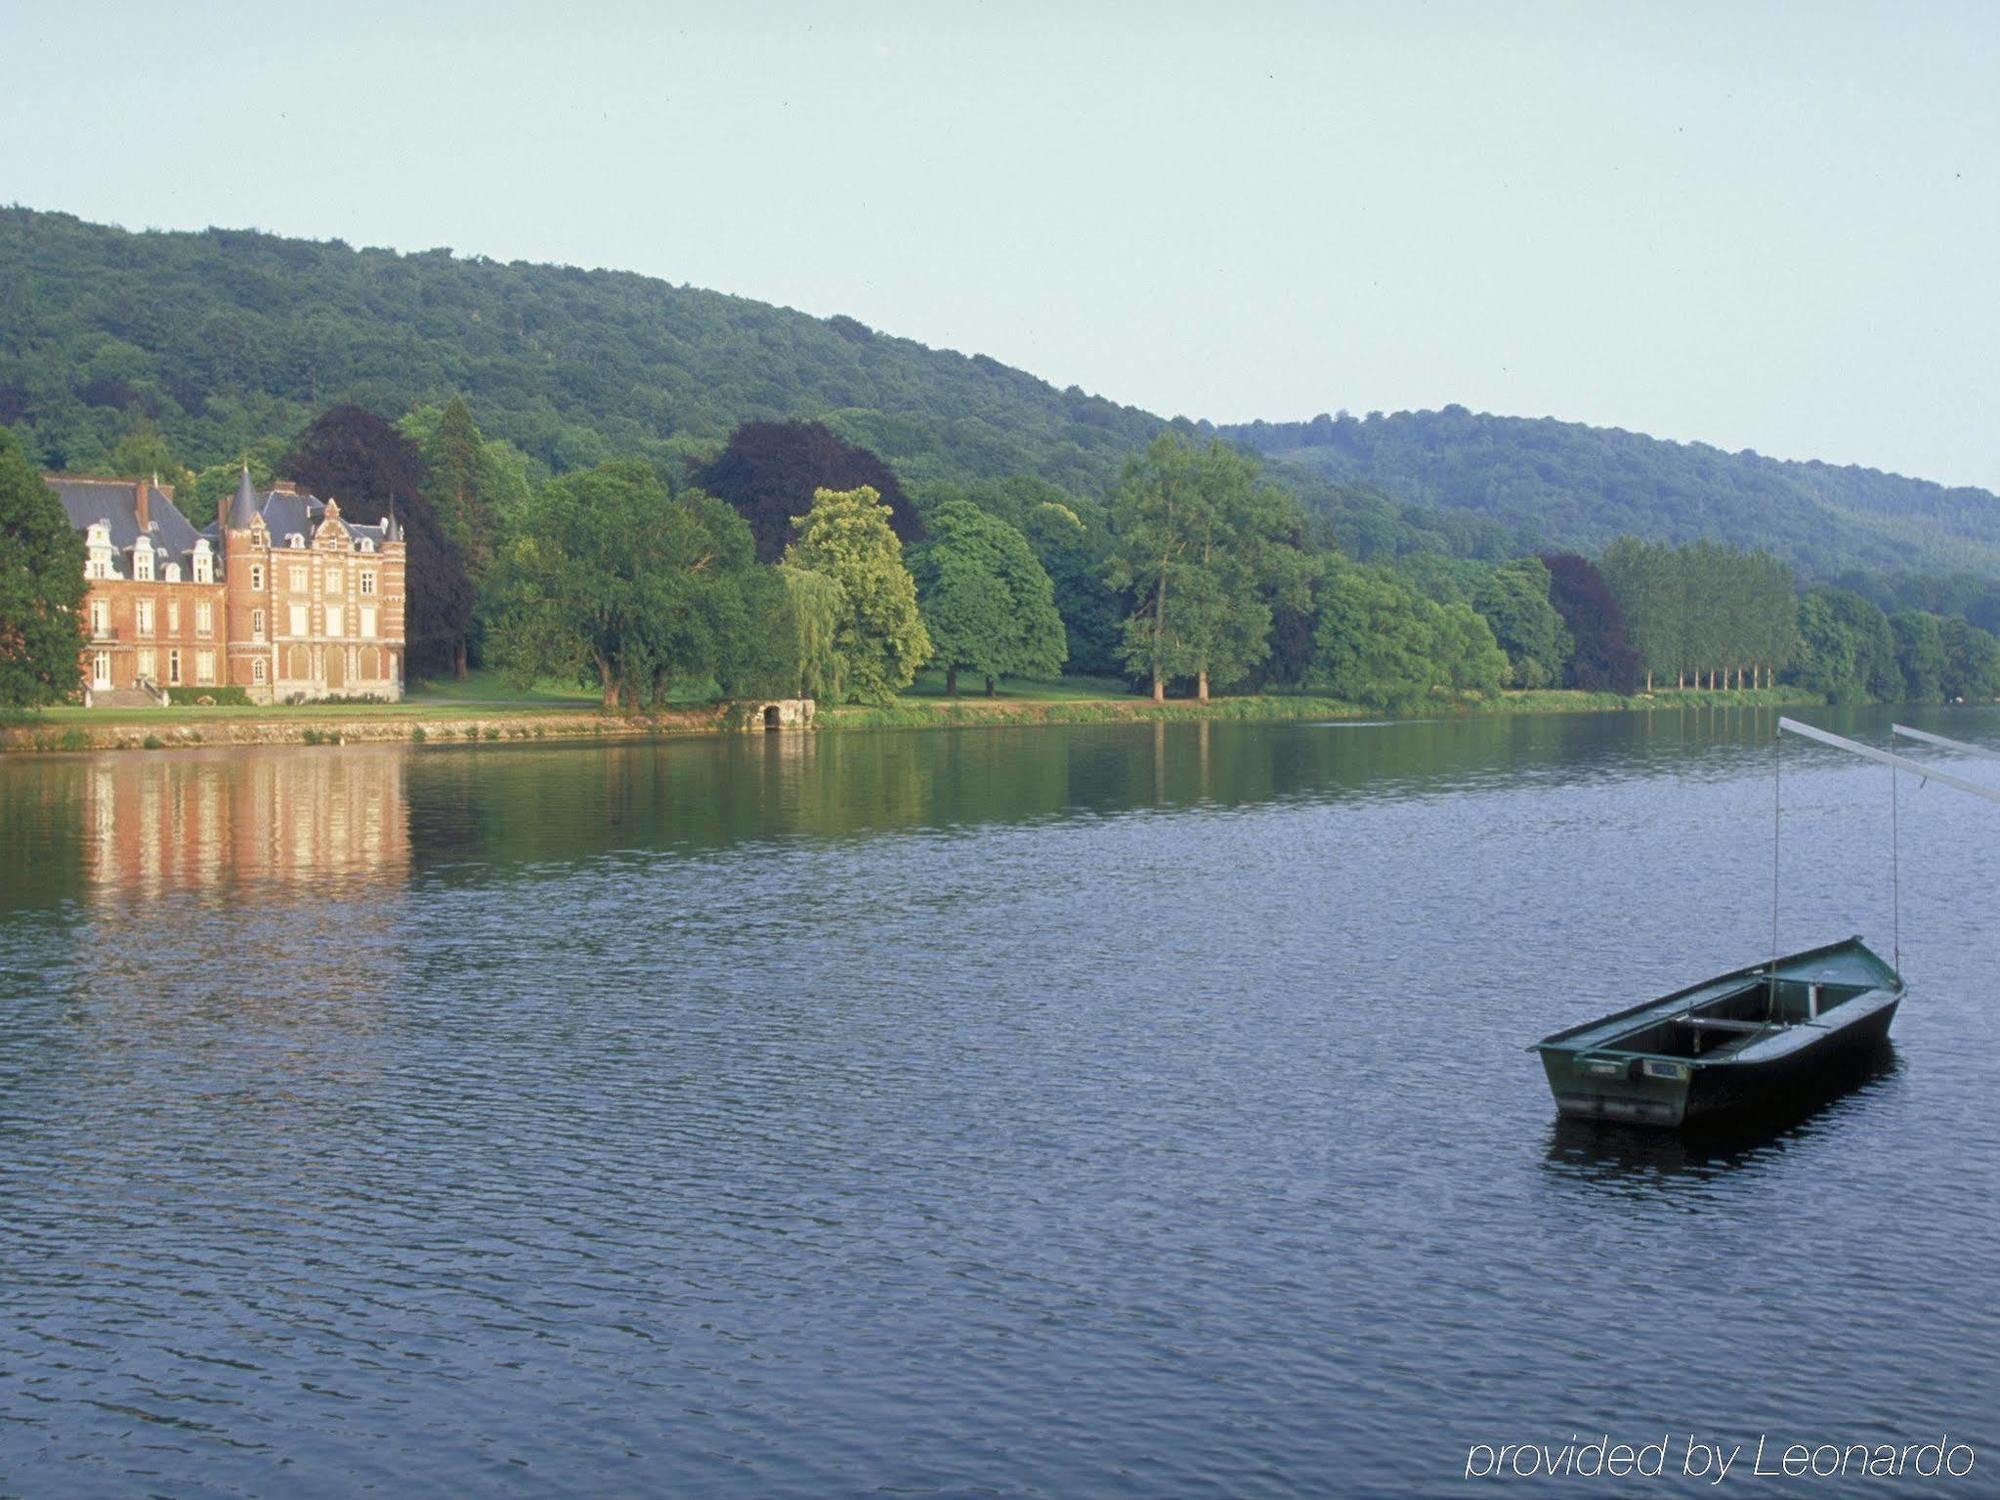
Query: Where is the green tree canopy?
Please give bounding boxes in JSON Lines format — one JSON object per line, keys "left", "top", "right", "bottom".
{"left": 485, "top": 459, "right": 784, "bottom": 708}
{"left": 0, "top": 427, "right": 86, "bottom": 706}
{"left": 1307, "top": 563, "right": 1505, "bottom": 709}
{"left": 910, "top": 501, "right": 1066, "bottom": 694}
{"left": 775, "top": 564, "right": 847, "bottom": 702}
{"left": 782, "top": 485, "right": 932, "bottom": 704}
{"left": 1941, "top": 617, "right": 2000, "bottom": 702}
{"left": 1890, "top": 610, "right": 1946, "bottom": 703}
{"left": 1021, "top": 499, "right": 1123, "bottom": 678}
{"left": 1108, "top": 432, "right": 1308, "bottom": 702}
{"left": 1472, "top": 556, "right": 1569, "bottom": 689}
{"left": 1791, "top": 588, "right": 1898, "bottom": 703}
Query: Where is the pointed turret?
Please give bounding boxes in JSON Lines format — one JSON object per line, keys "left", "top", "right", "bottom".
{"left": 227, "top": 463, "right": 261, "bottom": 530}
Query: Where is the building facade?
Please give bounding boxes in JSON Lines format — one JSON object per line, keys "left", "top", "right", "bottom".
{"left": 50, "top": 469, "right": 409, "bottom": 705}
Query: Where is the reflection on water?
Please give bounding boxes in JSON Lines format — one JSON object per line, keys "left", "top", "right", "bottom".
{"left": 1544, "top": 1040, "right": 1903, "bottom": 1183}
{"left": 1, "top": 705, "right": 1996, "bottom": 1497}
{"left": 80, "top": 746, "right": 410, "bottom": 901}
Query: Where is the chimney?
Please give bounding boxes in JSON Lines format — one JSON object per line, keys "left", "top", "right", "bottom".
{"left": 134, "top": 477, "right": 150, "bottom": 532}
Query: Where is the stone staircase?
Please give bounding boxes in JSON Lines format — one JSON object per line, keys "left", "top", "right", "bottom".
{"left": 86, "top": 682, "right": 171, "bottom": 710}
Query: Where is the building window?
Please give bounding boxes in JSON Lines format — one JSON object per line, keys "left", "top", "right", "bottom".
{"left": 289, "top": 603, "right": 308, "bottom": 637}
{"left": 195, "top": 650, "right": 215, "bottom": 685}
{"left": 251, "top": 564, "right": 264, "bottom": 592}
{"left": 324, "top": 568, "right": 343, "bottom": 594}
{"left": 287, "top": 533, "right": 305, "bottom": 549}
{"left": 325, "top": 605, "right": 345, "bottom": 638}
{"left": 137, "top": 648, "right": 156, "bottom": 680}
{"left": 192, "top": 542, "right": 213, "bottom": 584}
{"left": 361, "top": 538, "right": 376, "bottom": 553}
{"left": 167, "top": 649, "right": 182, "bottom": 685}
{"left": 252, "top": 659, "right": 267, "bottom": 685}
{"left": 90, "top": 599, "right": 109, "bottom": 638}
{"left": 167, "top": 600, "right": 180, "bottom": 634}
{"left": 360, "top": 571, "right": 377, "bottom": 596}
{"left": 136, "top": 599, "right": 155, "bottom": 637}
{"left": 92, "top": 651, "right": 111, "bottom": 688}
{"left": 164, "top": 562, "right": 181, "bottom": 583}
{"left": 360, "top": 605, "right": 378, "bottom": 639}
{"left": 289, "top": 565, "right": 308, "bottom": 592}
{"left": 85, "top": 522, "right": 117, "bottom": 580}
{"left": 195, "top": 601, "right": 213, "bottom": 637}
{"left": 252, "top": 607, "right": 265, "bottom": 640}
{"left": 133, "top": 542, "right": 154, "bottom": 581}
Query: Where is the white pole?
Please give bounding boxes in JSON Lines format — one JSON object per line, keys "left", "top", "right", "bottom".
{"left": 1891, "top": 723, "right": 2000, "bottom": 760}
{"left": 1778, "top": 718, "right": 2000, "bottom": 805}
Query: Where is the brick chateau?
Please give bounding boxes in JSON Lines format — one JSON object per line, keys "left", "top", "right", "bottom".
{"left": 49, "top": 468, "right": 409, "bottom": 705}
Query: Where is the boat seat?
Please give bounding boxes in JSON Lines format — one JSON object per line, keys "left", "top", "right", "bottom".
{"left": 1677, "top": 1017, "right": 1773, "bottom": 1033}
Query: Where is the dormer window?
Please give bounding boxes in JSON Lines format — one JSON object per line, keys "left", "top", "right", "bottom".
{"left": 164, "top": 562, "right": 182, "bottom": 583}
{"left": 85, "top": 522, "right": 117, "bottom": 580}
{"left": 287, "top": 533, "right": 305, "bottom": 549}
{"left": 192, "top": 539, "right": 214, "bottom": 584}
{"left": 360, "top": 538, "right": 376, "bottom": 553}
{"left": 132, "top": 538, "right": 154, "bottom": 581}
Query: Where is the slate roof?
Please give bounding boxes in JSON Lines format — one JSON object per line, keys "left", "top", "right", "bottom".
{"left": 50, "top": 474, "right": 397, "bottom": 581}
{"left": 48, "top": 477, "right": 210, "bottom": 575}
{"left": 251, "top": 488, "right": 394, "bottom": 550}
{"left": 228, "top": 466, "right": 260, "bottom": 529}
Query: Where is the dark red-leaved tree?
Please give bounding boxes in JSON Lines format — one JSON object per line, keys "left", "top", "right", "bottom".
{"left": 1541, "top": 552, "right": 1645, "bottom": 692}
{"left": 695, "top": 420, "right": 924, "bottom": 563}
{"left": 288, "top": 405, "right": 475, "bottom": 680}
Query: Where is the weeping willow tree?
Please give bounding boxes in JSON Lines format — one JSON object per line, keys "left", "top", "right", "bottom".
{"left": 778, "top": 564, "right": 847, "bottom": 701}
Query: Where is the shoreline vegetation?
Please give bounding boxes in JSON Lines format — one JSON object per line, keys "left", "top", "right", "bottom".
{"left": 0, "top": 674, "right": 1833, "bottom": 755}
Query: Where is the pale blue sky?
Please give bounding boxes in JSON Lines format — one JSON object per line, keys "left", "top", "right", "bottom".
{"left": 4, "top": 1, "right": 1997, "bottom": 488}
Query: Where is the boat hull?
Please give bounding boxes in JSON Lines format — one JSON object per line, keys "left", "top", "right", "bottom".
{"left": 1543, "top": 997, "right": 1897, "bottom": 1126}
{"left": 1533, "top": 937, "right": 1905, "bottom": 1130}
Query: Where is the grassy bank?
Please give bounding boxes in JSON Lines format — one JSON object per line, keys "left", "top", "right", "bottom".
{"left": 1, "top": 675, "right": 1828, "bottom": 755}
{"left": 821, "top": 681, "right": 1827, "bottom": 732}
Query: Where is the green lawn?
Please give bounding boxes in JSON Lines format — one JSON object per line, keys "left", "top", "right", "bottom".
{"left": 405, "top": 669, "right": 603, "bottom": 709}
{"left": 899, "top": 670, "right": 1134, "bottom": 702}
{"left": 25, "top": 669, "right": 604, "bottom": 725}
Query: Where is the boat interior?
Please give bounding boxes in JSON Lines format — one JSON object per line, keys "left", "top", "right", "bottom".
{"left": 1614, "top": 977, "right": 1869, "bottom": 1059}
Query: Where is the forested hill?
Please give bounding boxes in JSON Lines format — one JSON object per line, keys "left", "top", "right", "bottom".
{"left": 1216, "top": 407, "right": 2000, "bottom": 581}
{"left": 7, "top": 205, "right": 2000, "bottom": 584}
{"left": 0, "top": 206, "right": 1161, "bottom": 493}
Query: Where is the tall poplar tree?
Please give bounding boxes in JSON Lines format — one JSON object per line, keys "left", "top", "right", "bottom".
{"left": 425, "top": 395, "right": 496, "bottom": 581}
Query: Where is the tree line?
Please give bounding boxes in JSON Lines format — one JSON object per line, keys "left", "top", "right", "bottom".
{"left": 6, "top": 399, "right": 2000, "bottom": 715}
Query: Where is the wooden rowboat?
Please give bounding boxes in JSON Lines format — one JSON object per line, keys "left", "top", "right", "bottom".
{"left": 1532, "top": 937, "right": 1904, "bottom": 1128}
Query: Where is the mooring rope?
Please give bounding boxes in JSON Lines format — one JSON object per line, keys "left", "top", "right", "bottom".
{"left": 1771, "top": 724, "right": 1783, "bottom": 974}
{"left": 1890, "top": 757, "right": 1902, "bottom": 973}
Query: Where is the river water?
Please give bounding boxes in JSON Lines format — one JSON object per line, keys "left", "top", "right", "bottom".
{"left": 1, "top": 708, "right": 1995, "bottom": 1497}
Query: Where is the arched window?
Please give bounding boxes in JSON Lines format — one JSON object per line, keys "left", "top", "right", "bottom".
{"left": 250, "top": 564, "right": 264, "bottom": 592}
{"left": 164, "top": 562, "right": 181, "bottom": 583}
{"left": 253, "top": 658, "right": 267, "bottom": 685}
